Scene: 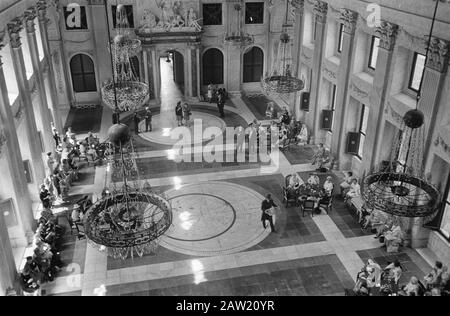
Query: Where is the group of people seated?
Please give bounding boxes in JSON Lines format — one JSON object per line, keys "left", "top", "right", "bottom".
{"left": 351, "top": 259, "right": 449, "bottom": 296}
{"left": 284, "top": 173, "right": 334, "bottom": 211}
{"left": 20, "top": 204, "right": 65, "bottom": 295}
{"left": 339, "top": 171, "right": 361, "bottom": 201}
{"left": 311, "top": 143, "right": 335, "bottom": 172}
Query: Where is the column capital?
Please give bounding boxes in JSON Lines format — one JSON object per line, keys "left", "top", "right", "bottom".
{"left": 426, "top": 37, "right": 449, "bottom": 73}
{"left": 375, "top": 21, "right": 398, "bottom": 51}
{"left": 313, "top": 0, "right": 328, "bottom": 24}
{"left": 290, "top": 0, "right": 304, "bottom": 14}
{"left": 7, "top": 18, "right": 24, "bottom": 49}
{"left": 339, "top": 9, "right": 358, "bottom": 35}
{"left": 24, "top": 8, "right": 37, "bottom": 33}
{"left": 36, "top": 0, "right": 50, "bottom": 24}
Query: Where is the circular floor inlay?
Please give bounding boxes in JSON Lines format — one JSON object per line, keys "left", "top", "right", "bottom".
{"left": 160, "top": 181, "right": 271, "bottom": 257}
{"left": 138, "top": 111, "right": 227, "bottom": 145}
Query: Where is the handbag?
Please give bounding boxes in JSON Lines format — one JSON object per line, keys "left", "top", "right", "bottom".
{"left": 264, "top": 207, "right": 274, "bottom": 216}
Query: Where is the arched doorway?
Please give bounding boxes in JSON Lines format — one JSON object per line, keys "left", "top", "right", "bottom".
{"left": 70, "top": 53, "right": 97, "bottom": 93}
{"left": 202, "top": 48, "right": 223, "bottom": 85}
{"left": 159, "top": 50, "right": 185, "bottom": 102}
{"left": 243, "top": 46, "right": 264, "bottom": 83}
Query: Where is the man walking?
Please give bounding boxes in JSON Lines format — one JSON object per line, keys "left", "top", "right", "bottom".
{"left": 261, "top": 194, "right": 277, "bottom": 233}
{"left": 133, "top": 111, "right": 140, "bottom": 134}
{"left": 217, "top": 89, "right": 225, "bottom": 118}
{"left": 175, "top": 101, "right": 183, "bottom": 126}
{"left": 144, "top": 107, "right": 152, "bottom": 132}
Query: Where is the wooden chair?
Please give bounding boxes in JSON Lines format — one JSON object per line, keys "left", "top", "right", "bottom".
{"left": 302, "top": 200, "right": 316, "bottom": 217}
{"left": 283, "top": 187, "right": 298, "bottom": 207}
{"left": 318, "top": 195, "right": 333, "bottom": 214}
{"left": 66, "top": 213, "right": 85, "bottom": 240}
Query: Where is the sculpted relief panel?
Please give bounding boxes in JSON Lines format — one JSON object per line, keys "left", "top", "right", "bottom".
{"left": 137, "top": 0, "right": 202, "bottom": 33}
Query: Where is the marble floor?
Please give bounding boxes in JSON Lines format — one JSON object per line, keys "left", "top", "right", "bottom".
{"left": 39, "top": 60, "right": 437, "bottom": 297}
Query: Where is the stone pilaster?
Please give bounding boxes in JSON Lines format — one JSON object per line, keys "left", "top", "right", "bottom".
{"left": 0, "top": 205, "right": 18, "bottom": 296}
{"left": 292, "top": 0, "right": 305, "bottom": 121}
{"left": 150, "top": 48, "right": 161, "bottom": 102}
{"left": 0, "top": 34, "right": 35, "bottom": 243}
{"left": 25, "top": 8, "right": 53, "bottom": 152}
{"left": 36, "top": 0, "right": 64, "bottom": 133}
{"left": 196, "top": 45, "right": 201, "bottom": 100}
{"left": 420, "top": 37, "right": 449, "bottom": 163}
{"left": 371, "top": 21, "right": 399, "bottom": 169}
{"left": 309, "top": 0, "right": 327, "bottom": 144}
{"left": 333, "top": 9, "right": 358, "bottom": 170}
{"left": 7, "top": 17, "right": 46, "bottom": 190}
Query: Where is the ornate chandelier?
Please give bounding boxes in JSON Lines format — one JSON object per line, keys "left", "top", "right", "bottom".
{"left": 261, "top": 0, "right": 304, "bottom": 94}
{"left": 223, "top": 1, "right": 254, "bottom": 48}
{"left": 362, "top": 0, "right": 441, "bottom": 220}
{"left": 101, "top": 4, "right": 149, "bottom": 113}
{"left": 83, "top": 124, "right": 173, "bottom": 259}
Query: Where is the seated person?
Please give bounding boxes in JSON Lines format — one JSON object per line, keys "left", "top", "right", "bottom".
{"left": 383, "top": 222, "right": 403, "bottom": 251}
{"left": 307, "top": 173, "right": 320, "bottom": 186}
{"left": 367, "top": 259, "right": 382, "bottom": 287}
{"left": 87, "top": 132, "right": 97, "bottom": 146}
{"left": 345, "top": 179, "right": 361, "bottom": 200}
{"left": 296, "top": 123, "right": 308, "bottom": 145}
{"left": 39, "top": 184, "right": 51, "bottom": 209}
{"left": 20, "top": 269, "right": 40, "bottom": 293}
{"left": 279, "top": 108, "right": 290, "bottom": 125}
{"left": 277, "top": 130, "right": 288, "bottom": 149}
{"left": 321, "top": 155, "right": 335, "bottom": 171}
{"left": 401, "top": 276, "right": 420, "bottom": 296}
{"left": 340, "top": 171, "right": 354, "bottom": 196}
{"left": 311, "top": 143, "right": 326, "bottom": 165}
{"left": 23, "top": 256, "right": 43, "bottom": 284}
{"left": 384, "top": 260, "right": 403, "bottom": 285}
{"left": 265, "top": 102, "right": 275, "bottom": 118}
{"left": 71, "top": 207, "right": 83, "bottom": 222}
{"left": 323, "top": 176, "right": 334, "bottom": 196}
{"left": 424, "top": 261, "right": 444, "bottom": 290}
{"left": 288, "top": 174, "right": 301, "bottom": 190}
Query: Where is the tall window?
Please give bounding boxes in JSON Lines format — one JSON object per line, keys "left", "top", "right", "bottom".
{"left": 440, "top": 185, "right": 450, "bottom": 239}
{"left": 203, "top": 3, "right": 222, "bottom": 25}
{"left": 328, "top": 84, "right": 337, "bottom": 132}
{"left": 368, "top": 36, "right": 380, "bottom": 70}
{"left": 64, "top": 5, "right": 88, "bottom": 30}
{"left": 357, "top": 104, "right": 369, "bottom": 159}
{"left": 202, "top": 48, "right": 224, "bottom": 85}
{"left": 112, "top": 5, "right": 134, "bottom": 28}
{"left": 337, "top": 23, "right": 344, "bottom": 53}
{"left": 408, "top": 52, "right": 426, "bottom": 92}
{"left": 245, "top": 2, "right": 264, "bottom": 24}
{"left": 243, "top": 47, "right": 264, "bottom": 83}
{"left": 70, "top": 54, "right": 97, "bottom": 92}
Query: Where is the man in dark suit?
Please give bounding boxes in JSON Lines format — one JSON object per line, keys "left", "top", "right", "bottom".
{"left": 133, "top": 111, "right": 140, "bottom": 134}
{"left": 144, "top": 107, "right": 152, "bottom": 132}
{"left": 261, "top": 194, "right": 277, "bottom": 233}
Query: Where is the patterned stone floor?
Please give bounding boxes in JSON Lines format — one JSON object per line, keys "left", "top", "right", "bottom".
{"left": 42, "top": 61, "right": 435, "bottom": 296}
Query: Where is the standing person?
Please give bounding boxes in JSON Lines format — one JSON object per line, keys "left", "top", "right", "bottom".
{"left": 217, "top": 90, "right": 225, "bottom": 118}
{"left": 236, "top": 126, "right": 245, "bottom": 153}
{"left": 144, "top": 107, "right": 153, "bottom": 132}
{"left": 52, "top": 170, "right": 62, "bottom": 200}
{"left": 261, "top": 194, "right": 277, "bottom": 233}
{"left": 133, "top": 111, "right": 140, "bottom": 134}
{"left": 45, "top": 152, "right": 55, "bottom": 177}
{"left": 175, "top": 101, "right": 183, "bottom": 126}
{"left": 183, "top": 102, "right": 191, "bottom": 127}
{"left": 207, "top": 83, "right": 214, "bottom": 103}
{"left": 52, "top": 128, "right": 61, "bottom": 147}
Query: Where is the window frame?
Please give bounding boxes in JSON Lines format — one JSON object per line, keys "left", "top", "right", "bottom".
{"left": 328, "top": 83, "right": 337, "bottom": 133}
{"left": 111, "top": 5, "right": 134, "bottom": 29}
{"left": 243, "top": 46, "right": 264, "bottom": 83}
{"left": 245, "top": 2, "right": 265, "bottom": 25}
{"left": 368, "top": 35, "right": 380, "bottom": 70}
{"left": 202, "top": 48, "right": 224, "bottom": 85}
{"left": 357, "top": 104, "right": 369, "bottom": 159}
{"left": 336, "top": 23, "right": 344, "bottom": 54}
{"left": 63, "top": 5, "right": 89, "bottom": 31}
{"left": 202, "top": 3, "right": 223, "bottom": 26}
{"left": 70, "top": 54, "right": 97, "bottom": 93}
{"left": 408, "top": 52, "right": 426, "bottom": 93}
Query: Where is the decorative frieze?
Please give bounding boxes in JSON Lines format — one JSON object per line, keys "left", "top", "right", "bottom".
{"left": 290, "top": 0, "right": 305, "bottom": 13}
{"left": 313, "top": 0, "right": 327, "bottom": 24}
{"left": 322, "top": 67, "right": 336, "bottom": 80}
{"left": 7, "top": 18, "right": 24, "bottom": 49}
{"left": 434, "top": 134, "right": 450, "bottom": 154}
{"left": 0, "top": 129, "right": 6, "bottom": 158}
{"left": 426, "top": 37, "right": 449, "bottom": 73}
{"left": 36, "top": 0, "right": 49, "bottom": 24}
{"left": 339, "top": 9, "right": 357, "bottom": 35}
{"left": 375, "top": 21, "right": 398, "bottom": 51}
